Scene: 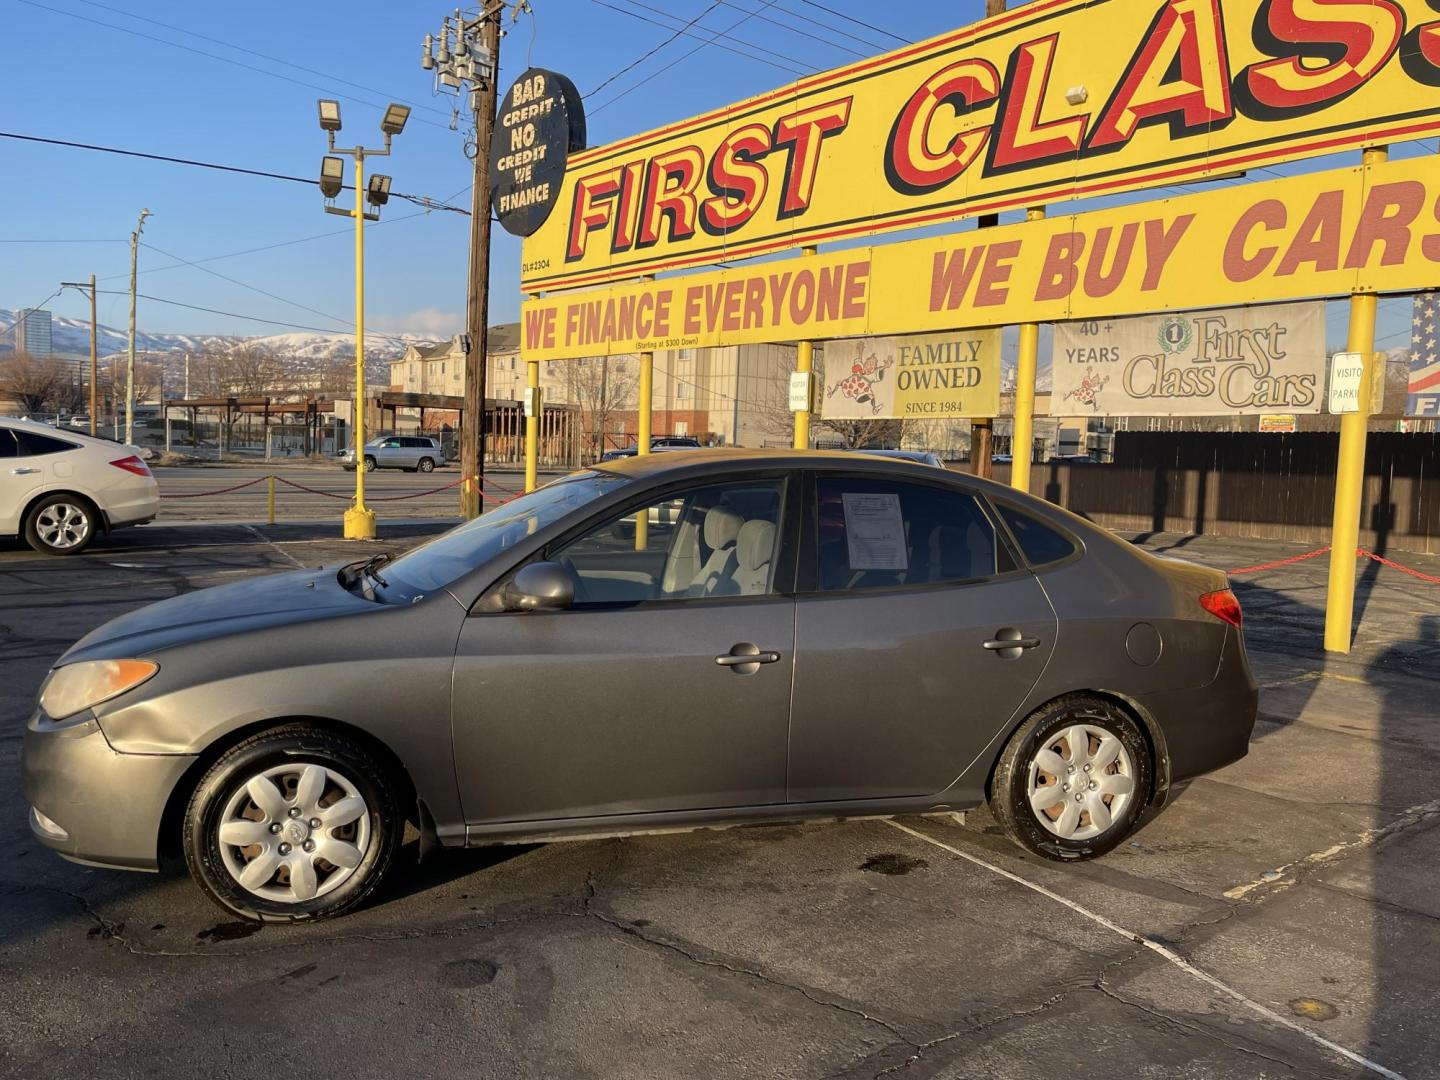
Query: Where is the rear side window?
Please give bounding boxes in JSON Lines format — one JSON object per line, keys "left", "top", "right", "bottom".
{"left": 0, "top": 429, "right": 17, "bottom": 457}
{"left": 15, "top": 431, "right": 77, "bottom": 457}
{"left": 815, "top": 476, "right": 1004, "bottom": 591}
{"left": 997, "top": 504, "right": 1076, "bottom": 566}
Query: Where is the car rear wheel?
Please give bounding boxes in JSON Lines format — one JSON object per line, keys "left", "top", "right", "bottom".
{"left": 183, "top": 725, "right": 403, "bottom": 922}
{"left": 24, "top": 494, "right": 96, "bottom": 555}
{"left": 362, "top": 456, "right": 377, "bottom": 472}
{"left": 417, "top": 457, "right": 434, "bottom": 473}
{"left": 990, "top": 695, "right": 1151, "bottom": 861}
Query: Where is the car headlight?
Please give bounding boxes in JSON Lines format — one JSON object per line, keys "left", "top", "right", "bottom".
{"left": 38, "top": 660, "right": 159, "bottom": 720}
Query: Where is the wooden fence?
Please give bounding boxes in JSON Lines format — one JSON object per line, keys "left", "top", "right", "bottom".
{"left": 989, "top": 432, "right": 1440, "bottom": 555}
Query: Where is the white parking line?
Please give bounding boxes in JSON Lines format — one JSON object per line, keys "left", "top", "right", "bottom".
{"left": 242, "top": 526, "right": 306, "bottom": 569}
{"left": 1223, "top": 797, "right": 1440, "bottom": 900}
{"left": 885, "top": 819, "right": 1406, "bottom": 1080}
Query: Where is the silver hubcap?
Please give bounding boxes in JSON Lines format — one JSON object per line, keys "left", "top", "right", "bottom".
{"left": 36, "top": 503, "right": 90, "bottom": 549}
{"left": 218, "top": 763, "right": 371, "bottom": 904}
{"left": 1026, "top": 722, "right": 1136, "bottom": 841}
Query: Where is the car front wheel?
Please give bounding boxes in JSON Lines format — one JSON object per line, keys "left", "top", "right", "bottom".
{"left": 362, "top": 456, "right": 377, "bottom": 472}
{"left": 183, "top": 725, "right": 403, "bottom": 922}
{"left": 990, "top": 695, "right": 1151, "bottom": 861}
{"left": 24, "top": 494, "right": 96, "bottom": 555}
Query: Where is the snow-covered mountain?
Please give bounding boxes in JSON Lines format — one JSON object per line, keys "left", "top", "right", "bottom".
{"left": 0, "top": 308, "right": 433, "bottom": 364}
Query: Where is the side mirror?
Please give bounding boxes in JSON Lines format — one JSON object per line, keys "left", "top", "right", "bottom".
{"left": 503, "top": 561, "right": 574, "bottom": 612}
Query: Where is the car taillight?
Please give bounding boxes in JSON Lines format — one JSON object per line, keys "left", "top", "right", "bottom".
{"left": 110, "top": 455, "right": 150, "bottom": 477}
{"left": 1200, "top": 588, "right": 1242, "bottom": 627}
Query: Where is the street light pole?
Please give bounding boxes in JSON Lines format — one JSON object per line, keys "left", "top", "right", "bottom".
{"left": 316, "top": 98, "right": 409, "bottom": 541}
{"left": 350, "top": 148, "right": 372, "bottom": 540}
{"left": 126, "top": 208, "right": 151, "bottom": 448}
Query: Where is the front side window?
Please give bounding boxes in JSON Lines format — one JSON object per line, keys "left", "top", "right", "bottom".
{"left": 815, "top": 476, "right": 1002, "bottom": 592}
{"left": 0, "top": 429, "right": 18, "bottom": 457}
{"left": 378, "top": 471, "right": 630, "bottom": 597}
{"left": 551, "top": 478, "right": 785, "bottom": 606}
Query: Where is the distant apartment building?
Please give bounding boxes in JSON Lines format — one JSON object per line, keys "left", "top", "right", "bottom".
{"left": 13, "top": 308, "right": 53, "bottom": 357}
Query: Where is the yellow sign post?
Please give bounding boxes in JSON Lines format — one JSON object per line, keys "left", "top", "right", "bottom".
{"left": 1011, "top": 207, "right": 1044, "bottom": 492}
{"left": 1324, "top": 147, "right": 1387, "bottom": 654}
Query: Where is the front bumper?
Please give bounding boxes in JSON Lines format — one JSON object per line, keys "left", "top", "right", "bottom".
{"left": 22, "top": 710, "right": 195, "bottom": 871}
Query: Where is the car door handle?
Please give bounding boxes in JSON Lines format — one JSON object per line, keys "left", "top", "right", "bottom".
{"left": 11, "top": 467, "right": 40, "bottom": 475}
{"left": 716, "top": 651, "right": 781, "bottom": 666}
{"left": 982, "top": 636, "right": 1041, "bottom": 650}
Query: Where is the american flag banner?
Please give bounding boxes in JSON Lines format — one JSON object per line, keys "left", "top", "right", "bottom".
{"left": 1410, "top": 292, "right": 1440, "bottom": 418}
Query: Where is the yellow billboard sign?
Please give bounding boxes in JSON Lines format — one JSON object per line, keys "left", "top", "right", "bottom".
{"left": 821, "top": 331, "right": 1002, "bottom": 420}
{"left": 521, "top": 0, "right": 1440, "bottom": 292}
{"left": 522, "top": 153, "right": 1440, "bottom": 360}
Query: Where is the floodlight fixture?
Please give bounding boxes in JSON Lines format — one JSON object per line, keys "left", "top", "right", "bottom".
{"left": 1064, "top": 85, "right": 1088, "bottom": 106}
{"left": 381, "top": 103, "right": 411, "bottom": 136}
{"left": 317, "top": 99, "right": 343, "bottom": 132}
{"left": 367, "top": 173, "right": 392, "bottom": 207}
{"left": 319, "top": 155, "right": 345, "bottom": 199}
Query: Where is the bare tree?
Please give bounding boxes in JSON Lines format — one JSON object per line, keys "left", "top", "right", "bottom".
{"left": 0, "top": 352, "right": 67, "bottom": 413}
{"left": 563, "top": 355, "right": 638, "bottom": 462}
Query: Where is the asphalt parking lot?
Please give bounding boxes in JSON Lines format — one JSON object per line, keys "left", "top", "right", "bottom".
{"left": 2, "top": 523, "right": 1438, "bottom": 1079}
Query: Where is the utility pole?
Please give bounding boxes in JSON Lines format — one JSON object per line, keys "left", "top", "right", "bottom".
{"left": 184, "top": 351, "right": 190, "bottom": 398}
{"left": 126, "top": 208, "right": 152, "bottom": 447}
{"left": 60, "top": 274, "right": 99, "bottom": 435}
{"left": 423, "top": 3, "right": 503, "bottom": 519}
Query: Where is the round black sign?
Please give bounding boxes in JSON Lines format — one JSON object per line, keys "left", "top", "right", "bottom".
{"left": 489, "top": 68, "right": 586, "bottom": 238}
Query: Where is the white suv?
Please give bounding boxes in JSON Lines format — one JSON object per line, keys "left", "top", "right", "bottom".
{"left": 0, "top": 418, "right": 160, "bottom": 555}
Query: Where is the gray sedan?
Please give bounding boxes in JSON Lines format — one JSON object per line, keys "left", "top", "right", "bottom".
{"left": 23, "top": 450, "right": 1257, "bottom": 922}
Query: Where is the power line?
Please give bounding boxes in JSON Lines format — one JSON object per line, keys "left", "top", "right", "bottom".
{"left": 15, "top": 0, "right": 452, "bottom": 131}
{"left": 592, "top": 0, "right": 814, "bottom": 75}
{"left": 141, "top": 241, "right": 354, "bottom": 332}
{"left": 94, "top": 289, "right": 419, "bottom": 345}
{"left": 591, "top": 0, "right": 784, "bottom": 116}
{"left": 710, "top": 0, "right": 867, "bottom": 58}
{"left": 68, "top": 0, "right": 453, "bottom": 121}
{"left": 585, "top": 1, "right": 724, "bottom": 98}
{"left": 0, "top": 131, "right": 470, "bottom": 214}
{"left": 0, "top": 238, "right": 127, "bottom": 244}
{"left": 793, "top": 0, "right": 911, "bottom": 45}
{"left": 729, "top": 0, "right": 893, "bottom": 53}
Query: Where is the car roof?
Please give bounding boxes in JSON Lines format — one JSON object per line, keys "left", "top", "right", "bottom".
{"left": 590, "top": 447, "right": 1012, "bottom": 490}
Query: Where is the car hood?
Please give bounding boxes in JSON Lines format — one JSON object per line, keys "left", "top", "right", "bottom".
{"left": 59, "top": 566, "right": 375, "bottom": 663}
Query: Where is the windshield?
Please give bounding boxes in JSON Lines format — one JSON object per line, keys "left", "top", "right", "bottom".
{"left": 376, "top": 471, "right": 628, "bottom": 598}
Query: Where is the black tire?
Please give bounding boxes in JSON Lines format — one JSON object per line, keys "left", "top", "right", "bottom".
{"left": 23, "top": 493, "right": 98, "bottom": 556}
{"left": 417, "top": 457, "right": 435, "bottom": 473}
{"left": 183, "top": 724, "right": 403, "bottom": 922}
{"left": 362, "top": 456, "right": 377, "bottom": 472}
{"left": 990, "top": 695, "right": 1152, "bottom": 861}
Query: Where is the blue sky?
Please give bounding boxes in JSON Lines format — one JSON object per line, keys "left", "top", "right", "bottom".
{"left": 1, "top": 0, "right": 957, "bottom": 340}
{"left": 0, "top": 0, "right": 1428, "bottom": 353}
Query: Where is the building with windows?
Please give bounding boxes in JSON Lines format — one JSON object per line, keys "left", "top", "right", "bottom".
{"left": 388, "top": 324, "right": 800, "bottom": 458}
{"left": 12, "top": 308, "right": 53, "bottom": 357}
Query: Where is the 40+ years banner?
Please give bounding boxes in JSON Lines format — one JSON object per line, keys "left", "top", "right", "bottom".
{"left": 521, "top": 0, "right": 1440, "bottom": 292}
{"left": 1051, "top": 302, "right": 1325, "bottom": 415}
